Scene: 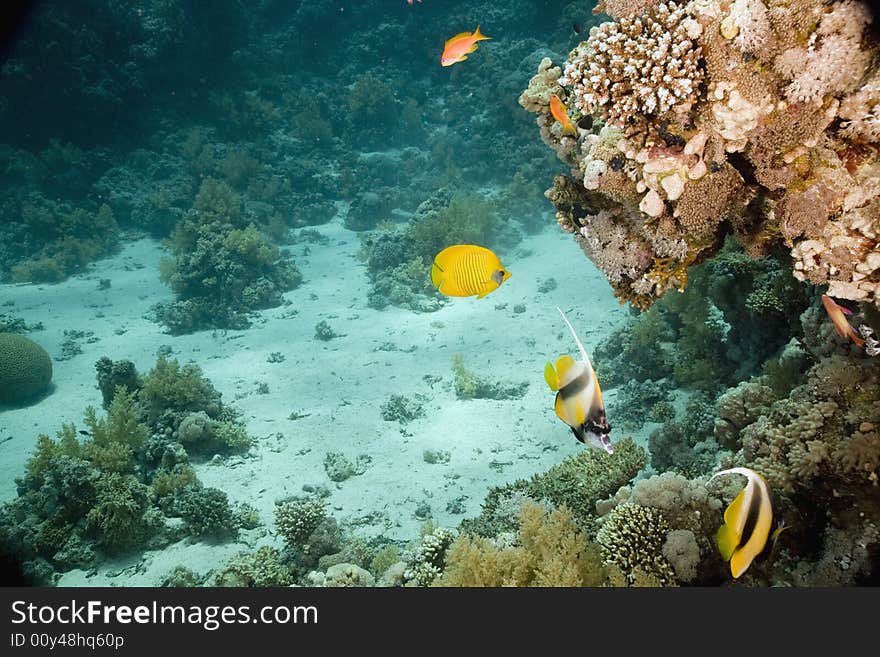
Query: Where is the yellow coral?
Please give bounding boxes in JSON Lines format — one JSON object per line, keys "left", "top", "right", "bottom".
{"left": 439, "top": 503, "right": 606, "bottom": 587}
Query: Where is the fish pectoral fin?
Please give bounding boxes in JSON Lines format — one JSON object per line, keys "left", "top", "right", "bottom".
{"left": 457, "top": 54, "right": 468, "bottom": 62}
{"left": 544, "top": 362, "right": 560, "bottom": 390}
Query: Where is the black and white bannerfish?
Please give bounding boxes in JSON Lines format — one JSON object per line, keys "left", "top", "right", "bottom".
{"left": 543, "top": 306, "right": 613, "bottom": 454}
{"left": 711, "top": 467, "right": 786, "bottom": 579}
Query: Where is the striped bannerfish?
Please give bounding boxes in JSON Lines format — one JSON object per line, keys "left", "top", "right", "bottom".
{"left": 544, "top": 307, "right": 613, "bottom": 454}
{"left": 430, "top": 244, "right": 511, "bottom": 299}
{"left": 711, "top": 467, "right": 786, "bottom": 578}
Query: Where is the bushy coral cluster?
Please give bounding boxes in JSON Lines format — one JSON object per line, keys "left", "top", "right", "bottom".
{"left": 0, "top": 354, "right": 255, "bottom": 582}
{"left": 155, "top": 178, "right": 303, "bottom": 333}
{"left": 525, "top": 0, "right": 880, "bottom": 309}
{"left": 441, "top": 503, "right": 606, "bottom": 586}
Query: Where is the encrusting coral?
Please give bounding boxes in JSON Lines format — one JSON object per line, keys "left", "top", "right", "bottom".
{"left": 523, "top": 0, "right": 880, "bottom": 309}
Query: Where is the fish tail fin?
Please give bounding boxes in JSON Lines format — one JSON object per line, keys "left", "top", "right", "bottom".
{"left": 473, "top": 25, "right": 491, "bottom": 41}
{"left": 850, "top": 327, "right": 866, "bottom": 348}
{"left": 561, "top": 123, "right": 578, "bottom": 137}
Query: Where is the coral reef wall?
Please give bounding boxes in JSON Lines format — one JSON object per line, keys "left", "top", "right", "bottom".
{"left": 522, "top": 0, "right": 880, "bottom": 310}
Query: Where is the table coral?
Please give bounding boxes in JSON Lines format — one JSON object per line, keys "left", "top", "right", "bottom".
{"left": 525, "top": 0, "right": 880, "bottom": 309}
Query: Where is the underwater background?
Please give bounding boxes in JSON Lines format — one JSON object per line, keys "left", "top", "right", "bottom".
{"left": 0, "top": 0, "right": 878, "bottom": 587}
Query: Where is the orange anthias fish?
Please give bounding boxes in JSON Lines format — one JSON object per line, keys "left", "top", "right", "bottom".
{"left": 549, "top": 95, "right": 577, "bottom": 137}
{"left": 821, "top": 294, "right": 865, "bottom": 348}
{"left": 441, "top": 26, "right": 491, "bottom": 67}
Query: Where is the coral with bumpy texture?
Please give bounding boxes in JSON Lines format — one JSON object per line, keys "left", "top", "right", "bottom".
{"left": 526, "top": 0, "right": 880, "bottom": 309}
{"left": 403, "top": 526, "right": 456, "bottom": 587}
{"left": 0, "top": 333, "right": 52, "bottom": 404}
{"left": 561, "top": 2, "right": 704, "bottom": 134}
{"left": 212, "top": 546, "right": 292, "bottom": 587}
{"left": 275, "top": 498, "right": 327, "bottom": 551}
{"left": 596, "top": 503, "right": 677, "bottom": 586}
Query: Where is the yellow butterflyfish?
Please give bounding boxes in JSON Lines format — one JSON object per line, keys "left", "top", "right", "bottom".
{"left": 430, "top": 244, "right": 510, "bottom": 299}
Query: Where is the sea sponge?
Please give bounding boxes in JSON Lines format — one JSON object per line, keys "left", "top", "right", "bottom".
{"left": 0, "top": 333, "right": 53, "bottom": 404}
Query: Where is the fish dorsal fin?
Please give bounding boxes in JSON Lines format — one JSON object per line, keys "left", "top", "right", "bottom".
{"left": 556, "top": 307, "right": 592, "bottom": 370}
{"left": 591, "top": 369, "right": 604, "bottom": 409}
{"left": 446, "top": 31, "right": 474, "bottom": 46}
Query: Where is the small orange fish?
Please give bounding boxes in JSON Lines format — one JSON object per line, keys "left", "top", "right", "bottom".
{"left": 550, "top": 95, "right": 577, "bottom": 137}
{"left": 821, "top": 294, "right": 865, "bottom": 348}
{"left": 441, "top": 26, "right": 491, "bottom": 67}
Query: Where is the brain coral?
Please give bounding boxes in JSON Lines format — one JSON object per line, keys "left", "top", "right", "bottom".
{"left": 0, "top": 333, "right": 53, "bottom": 404}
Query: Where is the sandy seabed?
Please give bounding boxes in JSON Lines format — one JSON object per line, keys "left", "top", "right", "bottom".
{"left": 1, "top": 215, "right": 640, "bottom": 585}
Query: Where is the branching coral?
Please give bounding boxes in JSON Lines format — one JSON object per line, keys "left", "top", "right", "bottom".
{"left": 596, "top": 503, "right": 677, "bottom": 586}
{"left": 597, "top": 472, "right": 725, "bottom": 584}
{"left": 561, "top": 2, "right": 704, "bottom": 134}
{"left": 403, "top": 525, "right": 456, "bottom": 586}
{"left": 275, "top": 498, "right": 327, "bottom": 551}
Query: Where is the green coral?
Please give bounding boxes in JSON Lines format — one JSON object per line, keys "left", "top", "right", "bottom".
{"left": 211, "top": 546, "right": 292, "bottom": 587}
{"left": 85, "top": 473, "right": 151, "bottom": 553}
{"left": 140, "top": 356, "right": 221, "bottom": 421}
{"left": 7, "top": 199, "right": 118, "bottom": 283}
{"left": 451, "top": 353, "right": 528, "bottom": 400}
{"left": 80, "top": 388, "right": 148, "bottom": 473}
{"left": 460, "top": 437, "right": 647, "bottom": 536}
{"left": 156, "top": 178, "right": 302, "bottom": 333}
{"left": 151, "top": 464, "right": 199, "bottom": 500}
{"left": 0, "top": 333, "right": 53, "bottom": 404}
{"left": 94, "top": 357, "right": 142, "bottom": 408}
{"left": 527, "top": 437, "right": 647, "bottom": 527}
{"left": 167, "top": 485, "right": 237, "bottom": 538}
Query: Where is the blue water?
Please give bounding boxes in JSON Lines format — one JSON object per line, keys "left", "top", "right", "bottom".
{"left": 1, "top": 1, "right": 878, "bottom": 588}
